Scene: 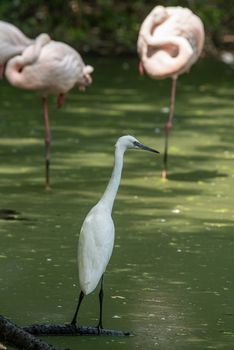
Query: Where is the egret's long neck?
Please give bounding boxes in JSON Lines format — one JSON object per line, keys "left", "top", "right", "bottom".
{"left": 99, "top": 146, "right": 125, "bottom": 212}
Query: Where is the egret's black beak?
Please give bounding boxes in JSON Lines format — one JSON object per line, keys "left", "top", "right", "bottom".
{"left": 133, "top": 141, "right": 160, "bottom": 154}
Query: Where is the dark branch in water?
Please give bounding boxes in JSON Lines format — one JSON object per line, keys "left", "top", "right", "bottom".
{"left": 23, "top": 323, "right": 131, "bottom": 336}
{"left": 0, "top": 315, "right": 61, "bottom": 350}
{"left": 0, "top": 315, "right": 131, "bottom": 350}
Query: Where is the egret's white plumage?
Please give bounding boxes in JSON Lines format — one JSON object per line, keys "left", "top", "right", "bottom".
{"left": 78, "top": 205, "right": 115, "bottom": 295}
{"left": 71, "top": 135, "right": 159, "bottom": 328}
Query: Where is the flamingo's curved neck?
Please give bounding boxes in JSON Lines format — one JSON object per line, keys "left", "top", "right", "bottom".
{"left": 169, "top": 36, "right": 193, "bottom": 71}
{"left": 143, "top": 35, "right": 193, "bottom": 78}
{"left": 23, "top": 34, "right": 50, "bottom": 68}
{"left": 8, "top": 34, "right": 50, "bottom": 73}
{"left": 5, "top": 34, "right": 50, "bottom": 88}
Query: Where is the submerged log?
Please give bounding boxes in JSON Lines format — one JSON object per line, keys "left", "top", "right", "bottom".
{"left": 0, "top": 314, "right": 130, "bottom": 350}
{"left": 0, "top": 315, "right": 60, "bottom": 350}
{"left": 23, "top": 323, "right": 131, "bottom": 337}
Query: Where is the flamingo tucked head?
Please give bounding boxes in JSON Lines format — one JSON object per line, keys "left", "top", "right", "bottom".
{"left": 78, "top": 65, "right": 94, "bottom": 91}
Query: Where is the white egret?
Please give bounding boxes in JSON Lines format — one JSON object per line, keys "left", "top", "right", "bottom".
{"left": 71, "top": 135, "right": 159, "bottom": 330}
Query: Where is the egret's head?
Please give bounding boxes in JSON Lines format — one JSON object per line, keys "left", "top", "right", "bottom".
{"left": 116, "top": 135, "right": 159, "bottom": 154}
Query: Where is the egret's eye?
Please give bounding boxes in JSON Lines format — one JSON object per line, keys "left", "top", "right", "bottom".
{"left": 133, "top": 141, "right": 140, "bottom": 147}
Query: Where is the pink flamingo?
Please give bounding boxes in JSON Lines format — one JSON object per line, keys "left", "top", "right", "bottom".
{"left": 5, "top": 34, "right": 94, "bottom": 188}
{"left": 0, "top": 20, "right": 33, "bottom": 78}
{"left": 137, "top": 6, "right": 204, "bottom": 179}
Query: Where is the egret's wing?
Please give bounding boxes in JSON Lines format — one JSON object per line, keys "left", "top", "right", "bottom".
{"left": 78, "top": 207, "right": 115, "bottom": 295}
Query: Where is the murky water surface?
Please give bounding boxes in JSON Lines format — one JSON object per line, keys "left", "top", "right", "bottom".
{"left": 0, "top": 57, "right": 233, "bottom": 349}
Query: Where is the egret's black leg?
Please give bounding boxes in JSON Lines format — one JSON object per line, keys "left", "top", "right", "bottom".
{"left": 162, "top": 76, "right": 177, "bottom": 179}
{"left": 97, "top": 275, "right": 104, "bottom": 333}
{"left": 71, "top": 291, "right": 84, "bottom": 326}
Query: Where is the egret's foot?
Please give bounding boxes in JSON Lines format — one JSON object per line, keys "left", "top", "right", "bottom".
{"left": 161, "top": 169, "right": 168, "bottom": 180}
{"left": 96, "top": 323, "right": 103, "bottom": 335}
{"left": 70, "top": 320, "right": 78, "bottom": 328}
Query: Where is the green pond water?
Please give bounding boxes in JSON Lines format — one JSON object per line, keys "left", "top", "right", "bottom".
{"left": 0, "top": 57, "right": 233, "bottom": 350}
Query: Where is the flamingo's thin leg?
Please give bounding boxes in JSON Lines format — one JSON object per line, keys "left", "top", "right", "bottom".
{"left": 42, "top": 97, "right": 51, "bottom": 189}
{"left": 162, "top": 76, "right": 177, "bottom": 179}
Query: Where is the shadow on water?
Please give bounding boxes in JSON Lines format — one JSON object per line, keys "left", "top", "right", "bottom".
{"left": 0, "top": 209, "right": 29, "bottom": 221}
{"left": 169, "top": 170, "right": 228, "bottom": 182}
